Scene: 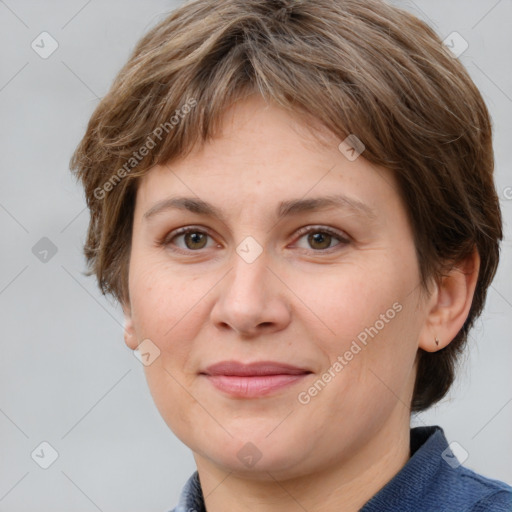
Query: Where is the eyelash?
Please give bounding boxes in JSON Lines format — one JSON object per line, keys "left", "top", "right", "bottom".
{"left": 159, "top": 225, "right": 350, "bottom": 255}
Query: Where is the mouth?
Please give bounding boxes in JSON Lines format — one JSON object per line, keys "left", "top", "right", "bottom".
{"left": 200, "top": 360, "right": 313, "bottom": 398}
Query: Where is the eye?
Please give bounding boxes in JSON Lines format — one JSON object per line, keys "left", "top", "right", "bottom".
{"left": 292, "top": 226, "right": 350, "bottom": 252}
{"left": 161, "top": 226, "right": 218, "bottom": 252}
{"left": 160, "top": 225, "right": 350, "bottom": 254}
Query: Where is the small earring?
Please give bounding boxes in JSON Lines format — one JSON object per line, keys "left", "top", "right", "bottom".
{"left": 435, "top": 336, "right": 440, "bottom": 347}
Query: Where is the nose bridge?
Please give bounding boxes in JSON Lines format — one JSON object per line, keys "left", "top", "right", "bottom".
{"left": 210, "top": 237, "right": 290, "bottom": 335}
{"left": 225, "top": 240, "right": 270, "bottom": 310}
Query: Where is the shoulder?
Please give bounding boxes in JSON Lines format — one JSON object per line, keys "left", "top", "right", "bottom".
{"left": 361, "top": 426, "right": 512, "bottom": 512}
{"left": 419, "top": 427, "right": 512, "bottom": 511}
{"left": 455, "top": 465, "right": 512, "bottom": 512}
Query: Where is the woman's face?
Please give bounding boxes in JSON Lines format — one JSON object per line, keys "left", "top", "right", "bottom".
{"left": 124, "top": 95, "right": 431, "bottom": 479}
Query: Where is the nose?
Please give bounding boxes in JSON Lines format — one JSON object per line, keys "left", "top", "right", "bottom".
{"left": 209, "top": 248, "right": 292, "bottom": 338}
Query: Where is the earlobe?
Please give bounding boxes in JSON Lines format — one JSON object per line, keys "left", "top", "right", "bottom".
{"left": 418, "top": 249, "right": 480, "bottom": 353}
{"left": 122, "top": 303, "right": 138, "bottom": 350}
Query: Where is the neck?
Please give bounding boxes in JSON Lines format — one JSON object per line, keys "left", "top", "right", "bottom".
{"left": 194, "top": 416, "right": 411, "bottom": 512}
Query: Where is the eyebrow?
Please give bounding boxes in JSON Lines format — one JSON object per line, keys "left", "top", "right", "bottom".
{"left": 143, "top": 194, "right": 377, "bottom": 223}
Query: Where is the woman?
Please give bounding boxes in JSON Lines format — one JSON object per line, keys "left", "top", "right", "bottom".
{"left": 70, "top": 0, "right": 512, "bottom": 510}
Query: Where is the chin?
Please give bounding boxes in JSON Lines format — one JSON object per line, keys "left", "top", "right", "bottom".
{"left": 191, "top": 427, "right": 316, "bottom": 477}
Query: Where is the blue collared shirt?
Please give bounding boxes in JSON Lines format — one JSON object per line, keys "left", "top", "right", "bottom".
{"left": 169, "top": 426, "right": 512, "bottom": 511}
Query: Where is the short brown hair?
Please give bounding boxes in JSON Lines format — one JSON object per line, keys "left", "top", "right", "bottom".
{"left": 70, "top": 0, "right": 503, "bottom": 412}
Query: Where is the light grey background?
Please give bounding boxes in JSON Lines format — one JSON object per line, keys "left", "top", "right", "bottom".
{"left": 0, "top": 1, "right": 511, "bottom": 511}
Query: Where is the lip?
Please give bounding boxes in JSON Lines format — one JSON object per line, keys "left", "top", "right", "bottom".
{"left": 200, "top": 360, "right": 312, "bottom": 398}
{"left": 203, "top": 360, "right": 311, "bottom": 376}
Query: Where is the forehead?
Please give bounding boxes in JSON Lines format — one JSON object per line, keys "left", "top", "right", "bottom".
{"left": 134, "top": 96, "right": 400, "bottom": 221}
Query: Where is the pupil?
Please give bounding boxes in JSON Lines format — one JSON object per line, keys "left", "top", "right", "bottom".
{"left": 186, "top": 232, "right": 206, "bottom": 249}
{"left": 309, "top": 232, "right": 331, "bottom": 249}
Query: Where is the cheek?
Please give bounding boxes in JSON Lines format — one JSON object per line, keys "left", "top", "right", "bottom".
{"left": 128, "top": 261, "right": 214, "bottom": 371}
{"left": 313, "top": 253, "right": 421, "bottom": 386}
{"left": 314, "top": 261, "right": 411, "bottom": 338}
{"left": 130, "top": 259, "right": 186, "bottom": 332}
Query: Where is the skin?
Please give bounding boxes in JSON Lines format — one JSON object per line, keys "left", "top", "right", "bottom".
{"left": 123, "top": 95, "right": 479, "bottom": 512}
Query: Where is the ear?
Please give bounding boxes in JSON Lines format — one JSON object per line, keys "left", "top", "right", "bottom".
{"left": 418, "top": 248, "right": 480, "bottom": 352}
{"left": 122, "top": 301, "right": 138, "bottom": 350}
